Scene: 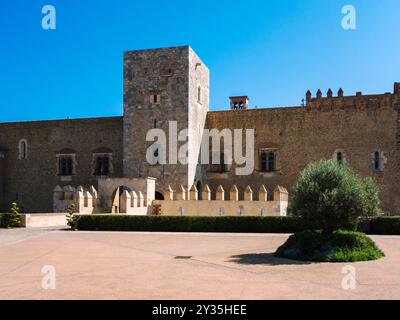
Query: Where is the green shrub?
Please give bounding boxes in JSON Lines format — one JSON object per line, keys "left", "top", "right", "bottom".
{"left": 74, "top": 215, "right": 400, "bottom": 235}
{"left": 370, "top": 217, "right": 400, "bottom": 235}
{"left": 76, "top": 215, "right": 358, "bottom": 233}
{"left": 66, "top": 204, "right": 77, "bottom": 230}
{"left": 8, "top": 202, "right": 21, "bottom": 228}
{"left": 290, "top": 159, "right": 381, "bottom": 232}
{"left": 275, "top": 230, "right": 384, "bottom": 262}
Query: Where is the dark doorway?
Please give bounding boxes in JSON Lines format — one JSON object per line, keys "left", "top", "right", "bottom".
{"left": 155, "top": 191, "right": 164, "bottom": 200}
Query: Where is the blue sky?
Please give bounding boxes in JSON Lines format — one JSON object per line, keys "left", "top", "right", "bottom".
{"left": 1, "top": 0, "right": 400, "bottom": 122}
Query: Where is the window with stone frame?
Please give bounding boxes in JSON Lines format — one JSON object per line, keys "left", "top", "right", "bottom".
{"left": 333, "top": 149, "right": 347, "bottom": 164}
{"left": 92, "top": 149, "right": 113, "bottom": 176}
{"left": 259, "top": 149, "right": 276, "bottom": 172}
{"left": 372, "top": 149, "right": 385, "bottom": 172}
{"left": 57, "top": 155, "right": 74, "bottom": 176}
{"left": 94, "top": 155, "right": 110, "bottom": 176}
{"left": 150, "top": 93, "right": 161, "bottom": 105}
{"left": 18, "top": 139, "right": 28, "bottom": 160}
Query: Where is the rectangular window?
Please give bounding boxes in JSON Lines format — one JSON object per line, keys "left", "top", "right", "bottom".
{"left": 259, "top": 149, "right": 276, "bottom": 172}
{"left": 150, "top": 93, "right": 161, "bottom": 104}
{"left": 58, "top": 156, "right": 74, "bottom": 176}
{"left": 94, "top": 156, "right": 110, "bottom": 176}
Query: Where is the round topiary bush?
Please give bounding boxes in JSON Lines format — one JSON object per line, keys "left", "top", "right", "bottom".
{"left": 275, "top": 230, "right": 384, "bottom": 262}
{"left": 289, "top": 159, "right": 381, "bottom": 232}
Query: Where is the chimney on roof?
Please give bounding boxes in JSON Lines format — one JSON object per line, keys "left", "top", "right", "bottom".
{"left": 394, "top": 82, "right": 400, "bottom": 94}
{"left": 230, "top": 96, "right": 249, "bottom": 110}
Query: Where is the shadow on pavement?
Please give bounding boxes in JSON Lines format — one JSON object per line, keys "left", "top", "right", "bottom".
{"left": 229, "top": 252, "right": 313, "bottom": 265}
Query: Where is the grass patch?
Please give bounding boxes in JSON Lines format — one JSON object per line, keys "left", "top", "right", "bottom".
{"left": 275, "top": 230, "right": 384, "bottom": 262}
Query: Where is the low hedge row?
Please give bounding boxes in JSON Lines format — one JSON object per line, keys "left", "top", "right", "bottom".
{"left": 76, "top": 215, "right": 359, "bottom": 233}
{"left": 0, "top": 213, "right": 10, "bottom": 228}
{"left": 370, "top": 217, "right": 400, "bottom": 235}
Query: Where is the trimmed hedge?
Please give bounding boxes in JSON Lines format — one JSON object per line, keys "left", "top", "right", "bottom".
{"left": 76, "top": 215, "right": 359, "bottom": 233}
{"left": 2, "top": 213, "right": 398, "bottom": 234}
{"left": 0, "top": 213, "right": 11, "bottom": 228}
{"left": 370, "top": 217, "right": 400, "bottom": 235}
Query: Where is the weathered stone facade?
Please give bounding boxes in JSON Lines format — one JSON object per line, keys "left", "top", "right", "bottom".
{"left": 206, "top": 88, "right": 400, "bottom": 214}
{"left": 0, "top": 117, "right": 123, "bottom": 212}
{"left": 0, "top": 46, "right": 399, "bottom": 214}
{"left": 123, "top": 46, "right": 209, "bottom": 193}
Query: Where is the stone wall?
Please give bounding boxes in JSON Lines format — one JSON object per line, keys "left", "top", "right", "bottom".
{"left": 188, "top": 47, "right": 210, "bottom": 188}
{"left": 0, "top": 117, "right": 123, "bottom": 212}
{"left": 20, "top": 213, "right": 68, "bottom": 228}
{"left": 205, "top": 86, "right": 400, "bottom": 214}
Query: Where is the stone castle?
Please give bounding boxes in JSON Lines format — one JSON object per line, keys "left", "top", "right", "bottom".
{"left": 0, "top": 46, "right": 399, "bottom": 215}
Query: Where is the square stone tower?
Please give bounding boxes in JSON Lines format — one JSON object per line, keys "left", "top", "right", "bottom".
{"left": 123, "top": 46, "right": 209, "bottom": 196}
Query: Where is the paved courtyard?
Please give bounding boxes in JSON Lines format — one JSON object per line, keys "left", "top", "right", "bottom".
{"left": 0, "top": 228, "right": 399, "bottom": 300}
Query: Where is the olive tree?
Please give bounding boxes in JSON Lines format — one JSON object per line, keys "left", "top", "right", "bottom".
{"left": 290, "top": 159, "right": 381, "bottom": 232}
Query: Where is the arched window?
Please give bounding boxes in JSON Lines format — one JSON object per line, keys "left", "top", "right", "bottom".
{"left": 18, "top": 139, "right": 28, "bottom": 160}
{"left": 155, "top": 191, "right": 164, "bottom": 200}
{"left": 371, "top": 150, "right": 385, "bottom": 172}
{"left": 337, "top": 152, "right": 343, "bottom": 163}
{"left": 197, "top": 86, "right": 202, "bottom": 104}
{"left": 333, "top": 149, "right": 346, "bottom": 164}
{"left": 374, "top": 151, "right": 380, "bottom": 170}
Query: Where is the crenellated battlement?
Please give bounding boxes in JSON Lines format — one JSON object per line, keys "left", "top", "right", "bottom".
{"left": 53, "top": 185, "right": 98, "bottom": 214}
{"left": 152, "top": 184, "right": 289, "bottom": 217}
{"left": 305, "top": 82, "right": 399, "bottom": 111}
